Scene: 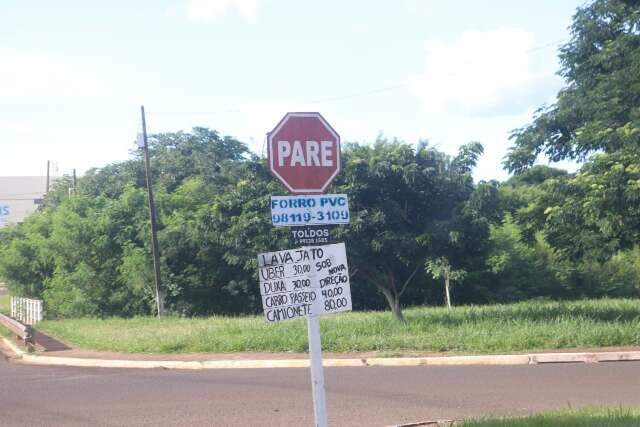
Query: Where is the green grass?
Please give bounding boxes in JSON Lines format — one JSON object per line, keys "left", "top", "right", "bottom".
{"left": 37, "top": 298, "right": 640, "bottom": 354}
{"left": 0, "top": 292, "right": 9, "bottom": 315}
{"left": 461, "top": 407, "right": 640, "bottom": 426}
{"left": 0, "top": 288, "right": 12, "bottom": 337}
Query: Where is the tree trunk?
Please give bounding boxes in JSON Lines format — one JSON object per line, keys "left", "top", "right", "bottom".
{"left": 364, "top": 266, "right": 418, "bottom": 323}
{"left": 380, "top": 286, "right": 405, "bottom": 322}
{"left": 444, "top": 276, "right": 451, "bottom": 309}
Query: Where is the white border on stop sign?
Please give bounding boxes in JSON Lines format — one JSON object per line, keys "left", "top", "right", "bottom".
{"left": 267, "top": 112, "right": 341, "bottom": 194}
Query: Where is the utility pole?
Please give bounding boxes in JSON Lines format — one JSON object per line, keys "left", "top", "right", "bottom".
{"left": 46, "top": 160, "right": 50, "bottom": 194}
{"left": 72, "top": 169, "right": 77, "bottom": 195}
{"left": 140, "top": 105, "right": 164, "bottom": 317}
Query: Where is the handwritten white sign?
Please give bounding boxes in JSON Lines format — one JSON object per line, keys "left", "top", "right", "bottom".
{"left": 258, "top": 243, "right": 351, "bottom": 322}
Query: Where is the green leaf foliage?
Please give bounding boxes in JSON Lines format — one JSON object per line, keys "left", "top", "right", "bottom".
{"left": 1, "top": 118, "right": 640, "bottom": 318}
{"left": 505, "top": 0, "right": 640, "bottom": 260}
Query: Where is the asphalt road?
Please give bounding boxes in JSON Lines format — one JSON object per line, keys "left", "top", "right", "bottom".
{"left": 1, "top": 356, "right": 639, "bottom": 427}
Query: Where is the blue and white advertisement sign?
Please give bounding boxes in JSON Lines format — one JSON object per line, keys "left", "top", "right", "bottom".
{"left": 0, "top": 205, "right": 9, "bottom": 227}
{"left": 271, "top": 194, "right": 350, "bottom": 227}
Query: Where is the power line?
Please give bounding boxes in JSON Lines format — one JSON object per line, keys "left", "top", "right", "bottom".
{"left": 147, "top": 109, "right": 241, "bottom": 115}
{"left": 526, "top": 39, "right": 565, "bottom": 53}
{"left": 146, "top": 39, "right": 565, "bottom": 114}
{"left": 2, "top": 39, "right": 567, "bottom": 120}
{"left": 308, "top": 84, "right": 408, "bottom": 104}
{"left": 143, "top": 39, "right": 565, "bottom": 117}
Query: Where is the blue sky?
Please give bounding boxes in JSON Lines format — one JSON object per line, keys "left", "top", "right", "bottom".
{"left": 1, "top": 0, "right": 585, "bottom": 181}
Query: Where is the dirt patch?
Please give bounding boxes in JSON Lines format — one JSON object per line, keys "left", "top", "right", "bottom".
{"left": 32, "top": 330, "right": 71, "bottom": 352}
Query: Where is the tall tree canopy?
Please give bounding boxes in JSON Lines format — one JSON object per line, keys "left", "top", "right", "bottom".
{"left": 505, "top": 0, "right": 640, "bottom": 259}
{"left": 334, "top": 140, "right": 491, "bottom": 320}
{"left": 2, "top": 123, "right": 640, "bottom": 318}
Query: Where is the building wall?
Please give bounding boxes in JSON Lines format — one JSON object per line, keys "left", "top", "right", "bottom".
{"left": 0, "top": 177, "right": 48, "bottom": 228}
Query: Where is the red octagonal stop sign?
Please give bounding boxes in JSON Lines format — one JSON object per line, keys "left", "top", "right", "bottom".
{"left": 267, "top": 112, "right": 341, "bottom": 194}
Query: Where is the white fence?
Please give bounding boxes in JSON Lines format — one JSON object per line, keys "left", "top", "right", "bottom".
{"left": 11, "top": 297, "right": 43, "bottom": 325}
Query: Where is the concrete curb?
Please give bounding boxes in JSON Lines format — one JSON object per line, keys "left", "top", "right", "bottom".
{"left": 388, "top": 420, "right": 457, "bottom": 427}
{"left": 3, "top": 338, "right": 640, "bottom": 370}
{"left": 1, "top": 337, "right": 26, "bottom": 358}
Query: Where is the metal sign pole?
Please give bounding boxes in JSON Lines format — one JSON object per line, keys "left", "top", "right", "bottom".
{"left": 264, "top": 112, "right": 345, "bottom": 427}
{"left": 307, "top": 314, "right": 328, "bottom": 427}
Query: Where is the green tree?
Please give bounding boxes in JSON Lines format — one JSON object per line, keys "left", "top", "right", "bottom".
{"left": 505, "top": 0, "right": 640, "bottom": 259}
{"left": 485, "top": 215, "right": 567, "bottom": 300}
{"left": 41, "top": 189, "right": 157, "bottom": 318}
{"left": 0, "top": 212, "right": 53, "bottom": 298}
{"left": 0, "top": 130, "right": 501, "bottom": 318}
{"left": 334, "top": 139, "right": 486, "bottom": 321}
{"left": 425, "top": 257, "right": 466, "bottom": 309}
{"left": 146, "top": 127, "right": 248, "bottom": 192}
{"left": 155, "top": 159, "right": 286, "bottom": 315}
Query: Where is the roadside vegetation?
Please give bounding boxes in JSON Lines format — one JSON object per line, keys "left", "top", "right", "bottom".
{"left": 36, "top": 299, "right": 640, "bottom": 354}
{"left": 0, "top": 289, "right": 13, "bottom": 336}
{"left": 0, "top": 292, "right": 9, "bottom": 315}
{"left": 0, "top": 1, "right": 639, "bottom": 325}
{"left": 461, "top": 407, "right": 640, "bottom": 427}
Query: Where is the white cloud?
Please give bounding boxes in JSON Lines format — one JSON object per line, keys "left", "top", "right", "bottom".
{"left": 141, "top": 99, "right": 373, "bottom": 159}
{"left": 0, "top": 48, "right": 109, "bottom": 99}
{"left": 411, "top": 29, "right": 535, "bottom": 114}
{"left": 187, "top": 0, "right": 258, "bottom": 22}
{"left": 231, "top": 102, "right": 375, "bottom": 157}
{"left": 0, "top": 120, "right": 133, "bottom": 176}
